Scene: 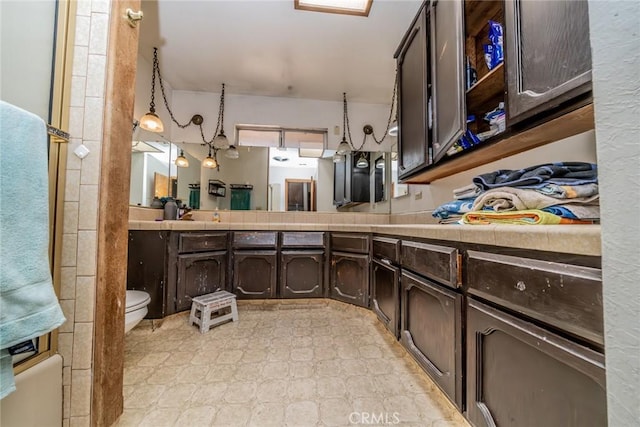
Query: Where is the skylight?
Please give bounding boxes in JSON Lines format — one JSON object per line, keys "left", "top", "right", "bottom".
{"left": 294, "top": 0, "right": 373, "bottom": 17}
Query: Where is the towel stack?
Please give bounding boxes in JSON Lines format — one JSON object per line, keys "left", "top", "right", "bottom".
{"left": 432, "top": 162, "right": 600, "bottom": 225}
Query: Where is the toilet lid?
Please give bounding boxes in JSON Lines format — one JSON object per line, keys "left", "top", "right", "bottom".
{"left": 126, "top": 290, "right": 151, "bottom": 313}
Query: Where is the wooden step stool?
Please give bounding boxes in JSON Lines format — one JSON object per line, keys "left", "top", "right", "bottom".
{"left": 189, "top": 291, "right": 238, "bottom": 333}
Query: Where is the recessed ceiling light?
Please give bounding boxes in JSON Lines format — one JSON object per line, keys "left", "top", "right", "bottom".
{"left": 294, "top": 0, "right": 373, "bottom": 17}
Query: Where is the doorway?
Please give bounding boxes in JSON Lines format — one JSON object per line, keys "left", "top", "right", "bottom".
{"left": 285, "top": 178, "right": 316, "bottom": 211}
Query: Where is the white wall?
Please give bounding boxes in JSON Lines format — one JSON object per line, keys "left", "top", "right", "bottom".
{"left": 390, "top": 130, "right": 597, "bottom": 213}
{"left": 129, "top": 152, "right": 145, "bottom": 205}
{"left": 200, "top": 146, "right": 269, "bottom": 211}
{"left": 168, "top": 89, "right": 394, "bottom": 153}
{"left": 317, "top": 158, "right": 337, "bottom": 212}
{"left": 588, "top": 1, "right": 640, "bottom": 425}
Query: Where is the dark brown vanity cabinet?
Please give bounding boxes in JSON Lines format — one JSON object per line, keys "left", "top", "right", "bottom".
{"left": 400, "top": 239, "right": 463, "bottom": 409}
{"left": 466, "top": 298, "right": 607, "bottom": 427}
{"left": 330, "top": 233, "right": 370, "bottom": 308}
{"left": 175, "top": 233, "right": 228, "bottom": 312}
{"left": 127, "top": 230, "right": 169, "bottom": 318}
{"left": 504, "top": 0, "right": 592, "bottom": 124}
{"left": 371, "top": 237, "right": 401, "bottom": 338}
{"left": 280, "top": 232, "right": 325, "bottom": 298}
{"left": 232, "top": 232, "right": 278, "bottom": 299}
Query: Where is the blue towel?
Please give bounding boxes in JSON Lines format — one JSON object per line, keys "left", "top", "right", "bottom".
{"left": 432, "top": 198, "right": 476, "bottom": 219}
{"left": 0, "top": 101, "right": 65, "bottom": 399}
{"left": 473, "top": 162, "right": 598, "bottom": 190}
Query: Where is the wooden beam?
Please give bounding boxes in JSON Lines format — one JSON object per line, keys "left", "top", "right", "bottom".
{"left": 91, "top": 1, "right": 140, "bottom": 426}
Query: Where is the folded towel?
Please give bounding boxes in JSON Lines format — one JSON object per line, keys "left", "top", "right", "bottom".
{"left": 542, "top": 204, "right": 600, "bottom": 220}
{"left": 462, "top": 210, "right": 595, "bottom": 225}
{"left": 473, "top": 162, "right": 597, "bottom": 190}
{"left": 453, "top": 183, "right": 482, "bottom": 200}
{"left": 535, "top": 183, "right": 599, "bottom": 199}
{"left": 432, "top": 198, "right": 476, "bottom": 220}
{"left": 471, "top": 186, "right": 599, "bottom": 212}
{"left": 0, "top": 101, "right": 65, "bottom": 399}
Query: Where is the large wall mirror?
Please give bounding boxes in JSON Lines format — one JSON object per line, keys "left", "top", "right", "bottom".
{"left": 130, "top": 126, "right": 393, "bottom": 212}
{"left": 390, "top": 143, "right": 409, "bottom": 198}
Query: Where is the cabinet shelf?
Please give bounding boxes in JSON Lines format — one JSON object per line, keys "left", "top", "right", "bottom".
{"left": 466, "top": 62, "right": 504, "bottom": 114}
{"left": 402, "top": 103, "right": 594, "bottom": 184}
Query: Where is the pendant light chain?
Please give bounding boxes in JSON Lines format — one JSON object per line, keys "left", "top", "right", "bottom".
{"left": 371, "top": 68, "right": 398, "bottom": 144}
{"left": 343, "top": 93, "right": 366, "bottom": 152}
{"left": 342, "top": 67, "right": 399, "bottom": 151}
{"left": 153, "top": 48, "right": 191, "bottom": 129}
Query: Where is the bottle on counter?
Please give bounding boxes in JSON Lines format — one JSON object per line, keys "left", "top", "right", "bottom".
{"left": 212, "top": 207, "right": 220, "bottom": 223}
{"left": 163, "top": 198, "right": 178, "bottom": 220}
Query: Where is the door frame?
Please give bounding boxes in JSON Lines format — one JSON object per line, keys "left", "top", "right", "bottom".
{"left": 284, "top": 178, "right": 316, "bottom": 211}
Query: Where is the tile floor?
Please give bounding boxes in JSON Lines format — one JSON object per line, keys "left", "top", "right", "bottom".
{"left": 116, "top": 299, "right": 469, "bottom": 427}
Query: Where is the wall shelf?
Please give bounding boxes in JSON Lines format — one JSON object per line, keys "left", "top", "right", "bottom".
{"left": 402, "top": 103, "right": 594, "bottom": 184}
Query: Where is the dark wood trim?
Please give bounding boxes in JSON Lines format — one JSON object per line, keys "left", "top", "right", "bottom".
{"left": 403, "top": 103, "right": 594, "bottom": 184}
{"left": 92, "top": 2, "right": 140, "bottom": 426}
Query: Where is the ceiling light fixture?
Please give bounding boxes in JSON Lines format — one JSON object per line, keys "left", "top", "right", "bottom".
{"left": 225, "top": 145, "right": 240, "bottom": 159}
{"left": 139, "top": 47, "right": 239, "bottom": 170}
{"left": 175, "top": 149, "right": 189, "bottom": 168}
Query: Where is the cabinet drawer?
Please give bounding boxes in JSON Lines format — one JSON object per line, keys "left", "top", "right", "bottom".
{"left": 233, "top": 231, "right": 277, "bottom": 249}
{"left": 466, "top": 250, "right": 603, "bottom": 347}
{"left": 401, "top": 240, "right": 459, "bottom": 288}
{"left": 373, "top": 236, "right": 400, "bottom": 264}
{"left": 331, "top": 233, "right": 370, "bottom": 254}
{"left": 178, "top": 232, "right": 228, "bottom": 253}
{"left": 281, "top": 232, "right": 325, "bottom": 248}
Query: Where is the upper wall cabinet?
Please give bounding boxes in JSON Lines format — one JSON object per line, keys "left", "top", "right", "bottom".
{"left": 334, "top": 152, "right": 370, "bottom": 207}
{"left": 504, "top": 0, "right": 592, "bottom": 124}
{"left": 395, "top": 0, "right": 594, "bottom": 184}
{"left": 431, "top": 0, "right": 466, "bottom": 163}
{"left": 396, "top": 4, "right": 431, "bottom": 178}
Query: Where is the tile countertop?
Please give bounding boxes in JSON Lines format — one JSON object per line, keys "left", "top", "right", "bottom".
{"left": 128, "top": 221, "right": 602, "bottom": 257}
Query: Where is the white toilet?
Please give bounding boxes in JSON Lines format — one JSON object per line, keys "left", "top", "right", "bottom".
{"left": 125, "top": 290, "right": 151, "bottom": 333}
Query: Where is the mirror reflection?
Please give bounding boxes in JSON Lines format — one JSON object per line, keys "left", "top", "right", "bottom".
{"left": 130, "top": 128, "right": 395, "bottom": 211}
{"left": 390, "top": 144, "right": 409, "bottom": 198}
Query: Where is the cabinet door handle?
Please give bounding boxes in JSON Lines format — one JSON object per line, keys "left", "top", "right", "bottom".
{"left": 515, "top": 281, "right": 526, "bottom": 291}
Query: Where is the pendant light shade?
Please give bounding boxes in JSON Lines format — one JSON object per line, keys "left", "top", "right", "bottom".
{"left": 333, "top": 152, "right": 345, "bottom": 163}
{"left": 388, "top": 121, "right": 398, "bottom": 137}
{"left": 336, "top": 138, "right": 350, "bottom": 155}
{"left": 356, "top": 152, "right": 369, "bottom": 168}
{"left": 202, "top": 146, "right": 218, "bottom": 168}
{"left": 225, "top": 145, "right": 239, "bottom": 159}
{"left": 213, "top": 131, "right": 230, "bottom": 150}
{"left": 175, "top": 149, "right": 189, "bottom": 168}
{"left": 139, "top": 112, "right": 164, "bottom": 133}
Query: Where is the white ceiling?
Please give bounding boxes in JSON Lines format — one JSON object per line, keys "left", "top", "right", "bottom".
{"left": 138, "top": 0, "right": 422, "bottom": 104}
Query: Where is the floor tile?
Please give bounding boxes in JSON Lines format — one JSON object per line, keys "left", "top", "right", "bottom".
{"left": 117, "top": 300, "right": 469, "bottom": 427}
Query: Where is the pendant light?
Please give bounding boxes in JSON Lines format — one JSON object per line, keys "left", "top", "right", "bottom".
{"left": 139, "top": 49, "right": 164, "bottom": 132}
{"left": 212, "top": 83, "right": 230, "bottom": 149}
{"left": 175, "top": 149, "right": 189, "bottom": 168}
{"left": 333, "top": 153, "right": 345, "bottom": 163}
{"left": 356, "top": 152, "right": 369, "bottom": 168}
{"left": 336, "top": 92, "right": 352, "bottom": 155}
{"left": 225, "top": 145, "right": 239, "bottom": 159}
{"left": 202, "top": 146, "right": 218, "bottom": 169}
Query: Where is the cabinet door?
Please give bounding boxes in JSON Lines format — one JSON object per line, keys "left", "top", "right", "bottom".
{"left": 431, "top": 0, "right": 466, "bottom": 162}
{"left": 467, "top": 298, "right": 607, "bottom": 427}
{"left": 372, "top": 259, "right": 400, "bottom": 338}
{"left": 330, "top": 251, "right": 369, "bottom": 308}
{"left": 281, "top": 250, "right": 324, "bottom": 298}
{"left": 504, "top": 0, "right": 592, "bottom": 124}
{"left": 400, "top": 270, "right": 462, "bottom": 409}
{"left": 397, "top": 6, "right": 430, "bottom": 178}
{"left": 127, "top": 231, "right": 168, "bottom": 319}
{"left": 176, "top": 251, "right": 227, "bottom": 312}
{"left": 233, "top": 250, "right": 277, "bottom": 299}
